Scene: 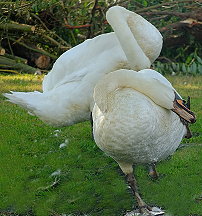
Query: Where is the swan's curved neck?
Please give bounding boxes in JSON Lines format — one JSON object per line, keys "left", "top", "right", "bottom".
{"left": 106, "top": 7, "right": 151, "bottom": 70}
{"left": 94, "top": 69, "right": 175, "bottom": 113}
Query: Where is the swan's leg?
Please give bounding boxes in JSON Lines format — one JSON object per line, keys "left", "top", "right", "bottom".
{"left": 90, "top": 112, "right": 94, "bottom": 141}
{"left": 118, "top": 162, "right": 153, "bottom": 214}
{"left": 126, "top": 173, "right": 152, "bottom": 214}
{"left": 148, "top": 163, "right": 159, "bottom": 180}
{"left": 118, "top": 162, "right": 164, "bottom": 215}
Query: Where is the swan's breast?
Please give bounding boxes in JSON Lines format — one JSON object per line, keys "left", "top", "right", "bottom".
{"left": 93, "top": 88, "right": 186, "bottom": 164}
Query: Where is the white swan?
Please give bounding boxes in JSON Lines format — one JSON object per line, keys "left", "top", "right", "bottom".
{"left": 4, "top": 6, "right": 162, "bottom": 127}
{"left": 92, "top": 69, "right": 196, "bottom": 215}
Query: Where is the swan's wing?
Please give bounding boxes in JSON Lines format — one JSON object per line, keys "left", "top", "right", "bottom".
{"left": 42, "top": 32, "right": 117, "bottom": 92}
{"left": 52, "top": 68, "right": 89, "bottom": 89}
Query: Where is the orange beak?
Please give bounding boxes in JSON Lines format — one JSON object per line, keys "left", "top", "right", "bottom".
{"left": 172, "top": 93, "right": 196, "bottom": 124}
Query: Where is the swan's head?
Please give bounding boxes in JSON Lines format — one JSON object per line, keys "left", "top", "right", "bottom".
{"left": 94, "top": 69, "right": 196, "bottom": 124}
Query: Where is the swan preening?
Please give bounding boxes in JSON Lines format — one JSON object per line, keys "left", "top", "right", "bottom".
{"left": 4, "top": 6, "right": 162, "bottom": 126}
{"left": 93, "top": 69, "right": 196, "bottom": 214}
{"left": 3, "top": 5, "right": 196, "bottom": 216}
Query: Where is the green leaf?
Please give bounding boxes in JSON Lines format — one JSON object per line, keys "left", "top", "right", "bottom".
{"left": 186, "top": 55, "right": 192, "bottom": 64}
{"left": 182, "top": 63, "right": 187, "bottom": 74}
{"left": 196, "top": 56, "right": 202, "bottom": 65}
{"left": 172, "top": 63, "right": 176, "bottom": 71}
{"left": 198, "top": 64, "right": 202, "bottom": 74}
{"left": 192, "top": 62, "right": 197, "bottom": 74}
{"left": 176, "top": 63, "right": 180, "bottom": 72}
{"left": 143, "top": 0, "right": 148, "bottom": 6}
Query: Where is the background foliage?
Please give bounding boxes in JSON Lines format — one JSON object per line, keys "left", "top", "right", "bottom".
{"left": 0, "top": 0, "right": 201, "bottom": 75}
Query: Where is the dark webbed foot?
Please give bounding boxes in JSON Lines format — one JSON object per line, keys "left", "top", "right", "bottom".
{"left": 139, "top": 205, "right": 152, "bottom": 214}
{"left": 126, "top": 172, "right": 164, "bottom": 216}
{"left": 118, "top": 162, "right": 164, "bottom": 216}
{"left": 140, "top": 206, "right": 164, "bottom": 215}
{"left": 126, "top": 173, "right": 151, "bottom": 213}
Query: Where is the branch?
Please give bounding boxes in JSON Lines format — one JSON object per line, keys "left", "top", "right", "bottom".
{"left": 31, "top": 13, "right": 71, "bottom": 48}
{"left": 0, "top": 56, "right": 39, "bottom": 74}
{"left": 107, "top": 0, "right": 128, "bottom": 8}
{"left": 65, "top": 24, "right": 92, "bottom": 29}
{"left": 140, "top": 11, "right": 202, "bottom": 21}
{"left": 87, "top": 0, "right": 99, "bottom": 38}
{"left": 0, "top": 2, "right": 15, "bottom": 4}
{"left": 136, "top": 0, "right": 199, "bottom": 13}
{"left": 30, "top": 13, "right": 71, "bottom": 48}
{"left": 160, "top": 19, "right": 202, "bottom": 33}
{"left": 0, "top": 23, "right": 35, "bottom": 32}
{"left": 0, "top": 69, "right": 19, "bottom": 74}
{"left": 64, "top": 20, "right": 109, "bottom": 29}
{"left": 9, "top": 37, "right": 58, "bottom": 60}
{"left": 4, "top": 53, "right": 28, "bottom": 64}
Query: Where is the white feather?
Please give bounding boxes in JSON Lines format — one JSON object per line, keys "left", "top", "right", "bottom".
{"left": 93, "top": 69, "right": 178, "bottom": 113}
{"left": 3, "top": 6, "right": 162, "bottom": 127}
{"left": 93, "top": 69, "right": 186, "bottom": 168}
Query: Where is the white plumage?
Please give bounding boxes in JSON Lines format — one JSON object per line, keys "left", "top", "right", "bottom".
{"left": 4, "top": 6, "right": 162, "bottom": 127}
{"left": 93, "top": 69, "right": 187, "bottom": 165}
{"left": 92, "top": 69, "right": 188, "bottom": 214}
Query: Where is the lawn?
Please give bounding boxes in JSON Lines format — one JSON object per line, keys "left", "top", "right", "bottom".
{"left": 0, "top": 74, "right": 202, "bottom": 216}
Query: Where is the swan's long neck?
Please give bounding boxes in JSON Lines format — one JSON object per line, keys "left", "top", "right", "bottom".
{"left": 94, "top": 69, "right": 175, "bottom": 113}
{"left": 106, "top": 7, "right": 151, "bottom": 70}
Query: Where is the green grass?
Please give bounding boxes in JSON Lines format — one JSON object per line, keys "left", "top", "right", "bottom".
{"left": 0, "top": 74, "right": 202, "bottom": 216}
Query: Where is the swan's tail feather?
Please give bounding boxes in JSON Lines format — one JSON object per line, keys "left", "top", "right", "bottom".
{"left": 3, "top": 91, "right": 42, "bottom": 115}
{"left": 3, "top": 91, "right": 89, "bottom": 127}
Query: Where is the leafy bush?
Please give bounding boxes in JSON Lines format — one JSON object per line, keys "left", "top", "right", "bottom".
{"left": 154, "top": 52, "right": 202, "bottom": 75}
{"left": 0, "top": 0, "right": 201, "bottom": 74}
